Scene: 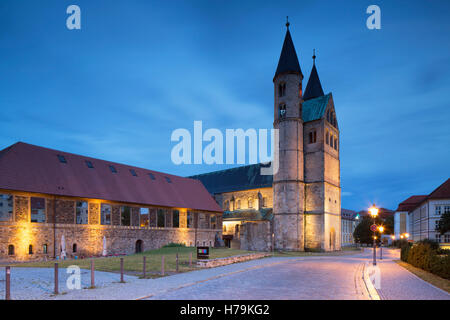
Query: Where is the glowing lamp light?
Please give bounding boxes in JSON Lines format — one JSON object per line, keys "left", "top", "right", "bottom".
{"left": 369, "top": 204, "right": 379, "bottom": 218}
{"left": 405, "top": 233, "right": 409, "bottom": 238}
{"left": 378, "top": 226, "right": 384, "bottom": 233}
{"left": 391, "top": 235, "right": 395, "bottom": 240}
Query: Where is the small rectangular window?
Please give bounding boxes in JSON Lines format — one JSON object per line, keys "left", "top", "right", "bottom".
{"left": 172, "top": 210, "right": 179, "bottom": 228}
{"left": 85, "top": 160, "right": 94, "bottom": 168}
{"left": 130, "top": 169, "right": 137, "bottom": 177}
{"left": 148, "top": 173, "right": 156, "bottom": 180}
{"left": 157, "top": 209, "right": 165, "bottom": 228}
{"left": 0, "top": 193, "right": 13, "bottom": 222}
{"left": 31, "top": 197, "right": 46, "bottom": 223}
{"left": 120, "top": 206, "right": 131, "bottom": 226}
{"left": 109, "top": 165, "right": 117, "bottom": 173}
{"left": 57, "top": 155, "right": 67, "bottom": 163}
{"left": 76, "top": 201, "right": 88, "bottom": 224}
{"left": 101, "top": 203, "right": 112, "bottom": 225}
{"left": 187, "top": 211, "right": 194, "bottom": 228}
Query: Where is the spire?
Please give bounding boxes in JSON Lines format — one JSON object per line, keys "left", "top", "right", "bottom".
{"left": 303, "top": 50, "right": 324, "bottom": 101}
{"left": 274, "top": 19, "right": 302, "bottom": 79}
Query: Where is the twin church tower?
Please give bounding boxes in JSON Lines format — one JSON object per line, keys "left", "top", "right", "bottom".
{"left": 273, "top": 21, "right": 341, "bottom": 251}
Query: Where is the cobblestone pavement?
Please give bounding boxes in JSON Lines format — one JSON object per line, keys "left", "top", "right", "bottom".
{"left": 1, "top": 249, "right": 448, "bottom": 300}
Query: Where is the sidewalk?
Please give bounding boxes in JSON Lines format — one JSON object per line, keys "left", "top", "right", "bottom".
{"left": 365, "top": 248, "right": 450, "bottom": 300}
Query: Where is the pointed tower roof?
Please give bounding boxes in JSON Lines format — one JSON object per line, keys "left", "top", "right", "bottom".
{"left": 274, "top": 20, "right": 302, "bottom": 79}
{"left": 303, "top": 50, "right": 324, "bottom": 101}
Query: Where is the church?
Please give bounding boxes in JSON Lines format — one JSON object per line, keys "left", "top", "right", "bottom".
{"left": 191, "top": 22, "right": 341, "bottom": 252}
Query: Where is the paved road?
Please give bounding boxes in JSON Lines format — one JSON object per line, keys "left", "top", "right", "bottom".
{"left": 3, "top": 249, "right": 449, "bottom": 300}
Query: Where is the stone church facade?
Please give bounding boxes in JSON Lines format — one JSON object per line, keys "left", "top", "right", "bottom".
{"left": 192, "top": 23, "right": 341, "bottom": 252}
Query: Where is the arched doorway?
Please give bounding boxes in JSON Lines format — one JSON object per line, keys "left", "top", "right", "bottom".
{"left": 135, "top": 240, "right": 143, "bottom": 253}
{"left": 330, "top": 228, "right": 336, "bottom": 251}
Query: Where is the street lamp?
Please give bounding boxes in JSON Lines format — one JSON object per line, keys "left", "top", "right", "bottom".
{"left": 378, "top": 226, "right": 384, "bottom": 260}
{"left": 369, "top": 204, "right": 379, "bottom": 266}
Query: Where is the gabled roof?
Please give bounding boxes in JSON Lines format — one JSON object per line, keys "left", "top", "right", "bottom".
{"left": 0, "top": 142, "right": 221, "bottom": 212}
{"left": 274, "top": 29, "right": 302, "bottom": 79}
{"left": 428, "top": 178, "right": 450, "bottom": 200}
{"left": 302, "top": 93, "right": 331, "bottom": 122}
{"left": 396, "top": 195, "right": 427, "bottom": 212}
{"left": 189, "top": 163, "right": 273, "bottom": 195}
{"left": 303, "top": 64, "right": 324, "bottom": 101}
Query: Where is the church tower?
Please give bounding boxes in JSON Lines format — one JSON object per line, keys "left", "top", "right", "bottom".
{"left": 272, "top": 21, "right": 305, "bottom": 251}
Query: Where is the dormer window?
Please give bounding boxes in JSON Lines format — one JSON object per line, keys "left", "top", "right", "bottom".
{"left": 279, "top": 104, "right": 286, "bottom": 119}
{"left": 278, "top": 83, "right": 286, "bottom": 97}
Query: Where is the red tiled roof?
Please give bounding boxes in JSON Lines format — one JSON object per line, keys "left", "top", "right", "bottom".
{"left": 428, "top": 178, "right": 450, "bottom": 200}
{"left": 396, "top": 195, "right": 427, "bottom": 212}
{"left": 0, "top": 142, "right": 222, "bottom": 212}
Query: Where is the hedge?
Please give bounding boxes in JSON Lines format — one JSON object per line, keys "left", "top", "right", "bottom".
{"left": 401, "top": 240, "right": 450, "bottom": 280}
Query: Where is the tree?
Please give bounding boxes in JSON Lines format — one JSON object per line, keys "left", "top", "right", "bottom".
{"left": 353, "top": 215, "right": 384, "bottom": 245}
{"left": 437, "top": 212, "right": 450, "bottom": 235}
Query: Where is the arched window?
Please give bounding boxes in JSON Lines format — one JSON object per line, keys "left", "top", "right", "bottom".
{"left": 330, "top": 135, "right": 334, "bottom": 148}
{"left": 43, "top": 244, "right": 48, "bottom": 254}
{"left": 326, "top": 131, "right": 329, "bottom": 145}
{"left": 334, "top": 138, "right": 338, "bottom": 150}
{"left": 8, "top": 245, "right": 14, "bottom": 256}
{"left": 278, "top": 83, "right": 286, "bottom": 97}
{"left": 73, "top": 243, "right": 77, "bottom": 253}
{"left": 28, "top": 245, "right": 33, "bottom": 255}
{"left": 279, "top": 104, "right": 286, "bottom": 119}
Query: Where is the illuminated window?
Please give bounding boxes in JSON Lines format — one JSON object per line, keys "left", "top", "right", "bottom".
{"left": 31, "top": 197, "right": 46, "bottom": 223}
{"left": 140, "top": 208, "right": 149, "bottom": 227}
{"left": 248, "top": 199, "right": 253, "bottom": 209}
{"left": 237, "top": 200, "right": 241, "bottom": 209}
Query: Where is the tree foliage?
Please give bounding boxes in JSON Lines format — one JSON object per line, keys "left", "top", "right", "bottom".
{"left": 437, "top": 212, "right": 450, "bottom": 235}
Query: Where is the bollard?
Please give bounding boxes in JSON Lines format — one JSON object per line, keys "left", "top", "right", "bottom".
{"left": 90, "top": 259, "right": 95, "bottom": 288}
{"left": 189, "top": 252, "right": 192, "bottom": 267}
{"left": 5, "top": 266, "right": 11, "bottom": 300}
{"left": 54, "top": 263, "right": 59, "bottom": 294}
{"left": 120, "top": 258, "right": 125, "bottom": 283}
{"left": 161, "top": 255, "right": 165, "bottom": 276}
{"left": 143, "top": 256, "right": 146, "bottom": 278}
{"left": 176, "top": 253, "right": 179, "bottom": 272}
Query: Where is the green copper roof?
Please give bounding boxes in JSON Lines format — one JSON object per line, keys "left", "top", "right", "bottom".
{"left": 302, "top": 93, "right": 331, "bottom": 122}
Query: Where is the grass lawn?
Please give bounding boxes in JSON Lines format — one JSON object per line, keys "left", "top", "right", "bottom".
{"left": 3, "top": 247, "right": 254, "bottom": 278}
{"left": 395, "top": 260, "right": 450, "bottom": 294}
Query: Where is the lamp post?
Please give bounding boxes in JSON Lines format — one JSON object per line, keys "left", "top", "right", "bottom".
{"left": 369, "top": 204, "right": 379, "bottom": 266}
{"left": 378, "top": 226, "right": 384, "bottom": 260}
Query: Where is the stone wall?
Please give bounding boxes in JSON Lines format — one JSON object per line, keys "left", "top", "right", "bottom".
{"left": 240, "top": 221, "right": 272, "bottom": 252}
{"left": 197, "top": 252, "right": 271, "bottom": 268}
{"left": 0, "top": 190, "right": 222, "bottom": 262}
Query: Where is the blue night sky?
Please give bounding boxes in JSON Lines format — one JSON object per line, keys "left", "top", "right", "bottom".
{"left": 1, "top": 0, "right": 449, "bottom": 211}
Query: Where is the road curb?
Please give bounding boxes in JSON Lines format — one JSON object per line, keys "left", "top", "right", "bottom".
{"left": 362, "top": 263, "right": 381, "bottom": 300}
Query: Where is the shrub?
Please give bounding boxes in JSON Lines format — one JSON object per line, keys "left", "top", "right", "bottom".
{"left": 400, "top": 242, "right": 411, "bottom": 262}
{"left": 417, "top": 238, "right": 440, "bottom": 251}
{"left": 403, "top": 242, "right": 450, "bottom": 280}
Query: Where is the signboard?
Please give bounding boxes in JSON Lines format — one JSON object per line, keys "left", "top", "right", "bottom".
{"left": 370, "top": 224, "right": 378, "bottom": 232}
{"left": 197, "top": 246, "right": 209, "bottom": 260}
